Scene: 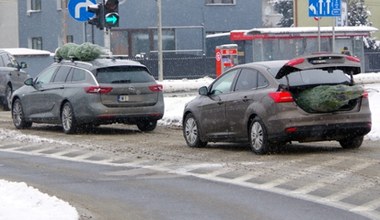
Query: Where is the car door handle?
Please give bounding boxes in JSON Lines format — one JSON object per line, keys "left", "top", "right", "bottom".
{"left": 242, "top": 96, "right": 250, "bottom": 102}
{"left": 217, "top": 101, "right": 223, "bottom": 105}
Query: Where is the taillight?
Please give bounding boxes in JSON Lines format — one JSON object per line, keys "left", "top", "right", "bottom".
{"left": 149, "top": 84, "right": 163, "bottom": 92}
{"left": 363, "top": 90, "right": 369, "bottom": 98}
{"left": 85, "top": 86, "right": 113, "bottom": 94}
{"left": 346, "top": 56, "right": 361, "bottom": 63}
{"left": 269, "top": 91, "right": 294, "bottom": 103}
{"left": 286, "top": 58, "right": 305, "bottom": 67}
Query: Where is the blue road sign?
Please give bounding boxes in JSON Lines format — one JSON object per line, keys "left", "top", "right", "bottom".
{"left": 68, "top": 0, "right": 97, "bottom": 22}
{"left": 309, "top": 0, "right": 341, "bottom": 17}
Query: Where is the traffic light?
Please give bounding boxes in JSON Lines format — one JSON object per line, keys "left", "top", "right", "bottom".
{"left": 104, "top": 0, "right": 119, "bottom": 28}
{"left": 87, "top": 3, "right": 105, "bottom": 30}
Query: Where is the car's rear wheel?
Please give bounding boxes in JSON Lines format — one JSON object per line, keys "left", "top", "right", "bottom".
{"left": 249, "top": 117, "right": 270, "bottom": 155}
{"left": 137, "top": 120, "right": 157, "bottom": 132}
{"left": 3, "top": 85, "right": 12, "bottom": 111}
{"left": 183, "top": 113, "right": 207, "bottom": 148}
{"left": 339, "top": 136, "right": 363, "bottom": 149}
{"left": 12, "top": 99, "right": 32, "bottom": 129}
{"left": 61, "top": 102, "right": 77, "bottom": 134}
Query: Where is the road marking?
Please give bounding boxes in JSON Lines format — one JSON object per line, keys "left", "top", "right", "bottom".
{"left": 325, "top": 182, "right": 377, "bottom": 202}
{"left": 293, "top": 161, "right": 376, "bottom": 194}
{"left": 351, "top": 198, "right": 380, "bottom": 212}
{"left": 260, "top": 157, "right": 346, "bottom": 189}
{"left": 0, "top": 142, "right": 379, "bottom": 219}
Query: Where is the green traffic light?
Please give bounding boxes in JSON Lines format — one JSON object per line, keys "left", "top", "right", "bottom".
{"left": 105, "top": 12, "right": 119, "bottom": 25}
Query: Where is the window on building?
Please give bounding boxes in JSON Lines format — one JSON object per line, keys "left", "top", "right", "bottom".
{"left": 31, "top": 37, "right": 43, "bottom": 50}
{"left": 205, "top": 0, "right": 235, "bottom": 5}
{"left": 31, "top": 0, "right": 41, "bottom": 10}
{"left": 57, "top": 0, "right": 68, "bottom": 10}
{"left": 66, "top": 35, "right": 74, "bottom": 43}
{"left": 111, "top": 29, "right": 175, "bottom": 57}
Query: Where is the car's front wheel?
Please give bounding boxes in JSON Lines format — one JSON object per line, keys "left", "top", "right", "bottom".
{"left": 61, "top": 102, "right": 77, "bottom": 134}
{"left": 249, "top": 117, "right": 270, "bottom": 155}
{"left": 183, "top": 113, "right": 207, "bottom": 148}
{"left": 137, "top": 120, "right": 157, "bottom": 132}
{"left": 339, "top": 136, "right": 363, "bottom": 149}
{"left": 12, "top": 99, "right": 32, "bottom": 129}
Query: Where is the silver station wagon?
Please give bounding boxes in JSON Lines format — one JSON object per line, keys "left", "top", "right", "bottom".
{"left": 11, "top": 58, "right": 164, "bottom": 134}
{"left": 183, "top": 54, "right": 372, "bottom": 154}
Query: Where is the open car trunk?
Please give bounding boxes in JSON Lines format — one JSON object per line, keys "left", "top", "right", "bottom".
{"left": 275, "top": 54, "right": 365, "bottom": 113}
{"left": 289, "top": 84, "right": 364, "bottom": 113}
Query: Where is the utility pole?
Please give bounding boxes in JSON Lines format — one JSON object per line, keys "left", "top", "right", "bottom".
{"left": 157, "top": 0, "right": 163, "bottom": 81}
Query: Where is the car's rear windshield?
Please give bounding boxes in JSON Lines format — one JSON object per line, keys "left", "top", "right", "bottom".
{"left": 268, "top": 67, "right": 351, "bottom": 86}
{"left": 95, "top": 66, "right": 155, "bottom": 84}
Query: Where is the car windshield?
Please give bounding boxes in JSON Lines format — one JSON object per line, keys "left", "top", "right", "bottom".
{"left": 268, "top": 67, "right": 351, "bottom": 86}
{"left": 95, "top": 66, "right": 155, "bottom": 84}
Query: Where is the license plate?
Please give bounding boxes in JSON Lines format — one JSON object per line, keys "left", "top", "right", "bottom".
{"left": 118, "top": 95, "right": 129, "bottom": 102}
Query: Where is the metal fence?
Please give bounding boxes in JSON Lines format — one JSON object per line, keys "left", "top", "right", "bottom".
{"left": 131, "top": 56, "right": 216, "bottom": 79}
{"left": 364, "top": 52, "right": 380, "bottom": 73}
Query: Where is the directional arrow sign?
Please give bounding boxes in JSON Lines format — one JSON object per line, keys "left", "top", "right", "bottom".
{"left": 68, "top": 0, "right": 96, "bottom": 22}
{"left": 309, "top": 0, "right": 341, "bottom": 17}
{"left": 105, "top": 12, "right": 119, "bottom": 27}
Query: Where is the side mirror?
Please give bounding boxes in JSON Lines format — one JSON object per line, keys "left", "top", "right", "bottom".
{"left": 24, "top": 78, "right": 34, "bottom": 86}
{"left": 19, "top": 62, "right": 28, "bottom": 69}
{"left": 198, "top": 86, "right": 208, "bottom": 96}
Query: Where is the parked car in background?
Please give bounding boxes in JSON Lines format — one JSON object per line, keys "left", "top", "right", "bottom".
{"left": 11, "top": 58, "right": 164, "bottom": 134}
{"left": 0, "top": 49, "right": 29, "bottom": 110}
{"left": 182, "top": 54, "right": 372, "bottom": 154}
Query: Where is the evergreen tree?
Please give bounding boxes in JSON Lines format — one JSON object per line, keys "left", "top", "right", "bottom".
{"left": 347, "top": 0, "right": 378, "bottom": 50}
{"left": 347, "top": 0, "right": 371, "bottom": 26}
{"left": 273, "top": 0, "right": 293, "bottom": 27}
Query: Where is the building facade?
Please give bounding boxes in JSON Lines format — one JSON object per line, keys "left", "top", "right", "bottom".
{"left": 0, "top": 0, "right": 20, "bottom": 48}
{"left": 16, "top": 0, "right": 264, "bottom": 56}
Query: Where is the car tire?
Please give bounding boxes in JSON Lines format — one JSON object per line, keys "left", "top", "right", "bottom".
{"left": 183, "top": 113, "right": 207, "bottom": 148}
{"left": 3, "top": 85, "right": 12, "bottom": 111}
{"left": 12, "top": 99, "right": 32, "bottom": 129}
{"left": 137, "top": 120, "right": 157, "bottom": 132}
{"left": 249, "top": 117, "right": 270, "bottom": 155}
{"left": 61, "top": 102, "right": 77, "bottom": 134}
{"left": 339, "top": 136, "right": 363, "bottom": 149}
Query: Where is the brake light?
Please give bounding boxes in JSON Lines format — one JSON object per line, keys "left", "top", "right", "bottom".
{"left": 269, "top": 91, "right": 294, "bottom": 103}
{"left": 346, "top": 56, "right": 361, "bottom": 63}
{"left": 85, "top": 86, "right": 113, "bottom": 94}
{"left": 286, "top": 58, "right": 305, "bottom": 67}
{"left": 149, "top": 84, "right": 163, "bottom": 92}
{"left": 363, "top": 90, "right": 369, "bottom": 98}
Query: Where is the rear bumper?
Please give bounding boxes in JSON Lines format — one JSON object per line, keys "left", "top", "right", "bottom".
{"left": 269, "top": 122, "right": 372, "bottom": 142}
{"left": 74, "top": 101, "right": 165, "bottom": 125}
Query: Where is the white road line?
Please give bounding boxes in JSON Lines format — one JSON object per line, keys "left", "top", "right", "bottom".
{"left": 325, "top": 182, "right": 377, "bottom": 202}
{"left": 351, "top": 198, "right": 380, "bottom": 212}
{"left": 260, "top": 157, "right": 346, "bottom": 189}
{"left": 293, "top": 161, "right": 375, "bottom": 194}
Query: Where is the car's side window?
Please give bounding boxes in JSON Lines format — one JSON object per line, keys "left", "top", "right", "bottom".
{"left": 0, "top": 54, "right": 5, "bottom": 67}
{"left": 35, "top": 66, "right": 58, "bottom": 86}
{"left": 52, "top": 66, "right": 71, "bottom": 83}
{"left": 7, "top": 54, "right": 18, "bottom": 68}
{"left": 210, "top": 69, "right": 239, "bottom": 95}
{"left": 235, "top": 68, "right": 258, "bottom": 91}
{"left": 257, "top": 72, "right": 269, "bottom": 88}
{"left": 70, "top": 68, "right": 87, "bottom": 82}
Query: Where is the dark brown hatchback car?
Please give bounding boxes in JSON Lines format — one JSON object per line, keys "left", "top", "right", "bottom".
{"left": 182, "top": 54, "right": 372, "bottom": 154}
